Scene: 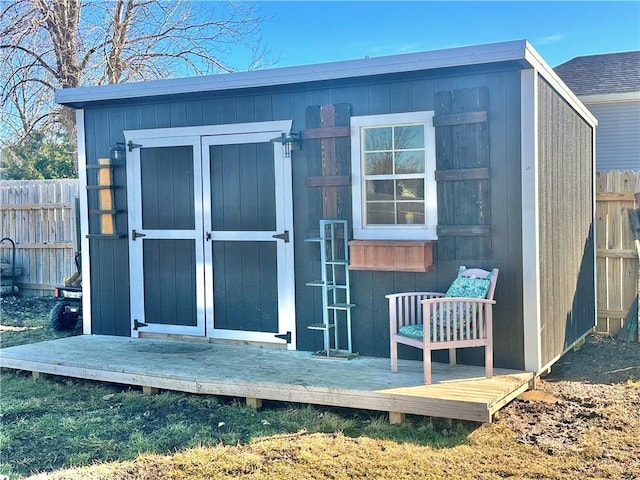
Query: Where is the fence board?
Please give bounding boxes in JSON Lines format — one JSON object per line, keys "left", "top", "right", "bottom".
{"left": 0, "top": 180, "right": 79, "bottom": 296}
{"left": 595, "top": 170, "right": 639, "bottom": 336}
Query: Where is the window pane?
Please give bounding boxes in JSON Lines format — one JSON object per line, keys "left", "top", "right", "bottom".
{"left": 366, "top": 180, "right": 394, "bottom": 201}
{"left": 394, "top": 125, "right": 424, "bottom": 149}
{"left": 364, "top": 152, "right": 393, "bottom": 175}
{"left": 396, "top": 179, "right": 424, "bottom": 200}
{"left": 367, "top": 202, "right": 395, "bottom": 224}
{"left": 364, "top": 127, "right": 392, "bottom": 151}
{"left": 395, "top": 151, "right": 425, "bottom": 174}
{"left": 397, "top": 202, "right": 425, "bottom": 225}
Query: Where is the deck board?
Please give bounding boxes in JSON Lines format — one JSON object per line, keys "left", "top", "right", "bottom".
{"left": 0, "top": 335, "right": 533, "bottom": 423}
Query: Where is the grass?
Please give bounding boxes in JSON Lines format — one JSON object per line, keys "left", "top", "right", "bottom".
{"left": 0, "top": 297, "right": 81, "bottom": 349}
{"left": 2, "top": 297, "right": 639, "bottom": 479}
{"left": 1, "top": 370, "right": 467, "bottom": 478}
{"left": 1, "top": 297, "right": 467, "bottom": 479}
{"left": 25, "top": 417, "right": 640, "bottom": 480}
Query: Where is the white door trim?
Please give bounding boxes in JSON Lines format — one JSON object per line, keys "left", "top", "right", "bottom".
{"left": 125, "top": 120, "right": 295, "bottom": 347}
{"left": 124, "top": 120, "right": 293, "bottom": 142}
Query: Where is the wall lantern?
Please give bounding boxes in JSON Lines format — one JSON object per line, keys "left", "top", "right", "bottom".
{"left": 109, "top": 142, "right": 126, "bottom": 163}
{"left": 271, "top": 132, "right": 301, "bottom": 158}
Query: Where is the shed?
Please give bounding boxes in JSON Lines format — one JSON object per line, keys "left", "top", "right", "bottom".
{"left": 555, "top": 51, "right": 640, "bottom": 172}
{"left": 57, "top": 39, "right": 597, "bottom": 375}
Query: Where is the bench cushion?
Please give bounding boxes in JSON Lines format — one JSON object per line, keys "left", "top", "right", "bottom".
{"left": 399, "top": 320, "right": 473, "bottom": 341}
{"left": 398, "top": 324, "right": 424, "bottom": 339}
{"left": 444, "top": 276, "right": 490, "bottom": 299}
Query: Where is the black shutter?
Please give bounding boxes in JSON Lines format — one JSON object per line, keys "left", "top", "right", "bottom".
{"left": 434, "top": 87, "right": 491, "bottom": 260}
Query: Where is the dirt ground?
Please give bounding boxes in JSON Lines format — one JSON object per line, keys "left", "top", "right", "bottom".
{"left": 499, "top": 333, "right": 640, "bottom": 460}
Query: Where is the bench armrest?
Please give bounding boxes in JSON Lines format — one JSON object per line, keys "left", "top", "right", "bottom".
{"left": 387, "top": 292, "right": 445, "bottom": 334}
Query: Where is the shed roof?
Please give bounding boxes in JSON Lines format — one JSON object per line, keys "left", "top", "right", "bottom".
{"left": 56, "top": 39, "right": 596, "bottom": 125}
{"left": 554, "top": 51, "right": 640, "bottom": 96}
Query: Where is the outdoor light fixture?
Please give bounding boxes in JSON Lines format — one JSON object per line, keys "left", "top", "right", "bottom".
{"left": 271, "top": 132, "right": 301, "bottom": 158}
{"left": 109, "top": 142, "right": 126, "bottom": 163}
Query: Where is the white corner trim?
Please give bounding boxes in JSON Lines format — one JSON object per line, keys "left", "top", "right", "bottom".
{"left": 520, "top": 69, "right": 542, "bottom": 373}
{"left": 523, "top": 42, "right": 598, "bottom": 127}
{"left": 76, "top": 109, "right": 91, "bottom": 335}
{"left": 591, "top": 122, "right": 598, "bottom": 329}
{"left": 57, "top": 40, "right": 529, "bottom": 106}
{"left": 579, "top": 92, "right": 640, "bottom": 105}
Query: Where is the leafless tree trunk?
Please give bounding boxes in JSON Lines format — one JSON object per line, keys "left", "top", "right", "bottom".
{"left": 0, "top": 0, "right": 271, "bottom": 148}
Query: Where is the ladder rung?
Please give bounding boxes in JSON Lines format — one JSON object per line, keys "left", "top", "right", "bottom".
{"left": 327, "top": 303, "right": 355, "bottom": 310}
{"left": 304, "top": 237, "right": 323, "bottom": 243}
{"left": 308, "top": 323, "right": 336, "bottom": 330}
{"left": 325, "top": 260, "right": 348, "bottom": 265}
{"left": 306, "top": 280, "right": 333, "bottom": 287}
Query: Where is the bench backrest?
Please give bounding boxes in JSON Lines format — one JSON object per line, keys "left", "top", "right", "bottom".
{"left": 456, "top": 266, "right": 500, "bottom": 301}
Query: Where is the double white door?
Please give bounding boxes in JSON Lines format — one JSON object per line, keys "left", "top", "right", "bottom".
{"left": 125, "top": 122, "right": 295, "bottom": 348}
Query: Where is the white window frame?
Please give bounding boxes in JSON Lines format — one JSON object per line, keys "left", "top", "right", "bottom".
{"left": 350, "top": 111, "right": 438, "bottom": 240}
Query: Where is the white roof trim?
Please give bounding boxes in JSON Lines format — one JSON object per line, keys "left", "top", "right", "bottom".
{"left": 523, "top": 42, "right": 597, "bottom": 126}
{"left": 579, "top": 91, "right": 640, "bottom": 104}
{"left": 56, "top": 39, "right": 597, "bottom": 126}
{"left": 56, "top": 40, "right": 529, "bottom": 105}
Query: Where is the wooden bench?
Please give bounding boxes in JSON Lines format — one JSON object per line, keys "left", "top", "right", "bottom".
{"left": 387, "top": 267, "right": 499, "bottom": 384}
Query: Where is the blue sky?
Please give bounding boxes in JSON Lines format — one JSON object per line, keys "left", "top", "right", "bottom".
{"left": 252, "top": 1, "right": 640, "bottom": 68}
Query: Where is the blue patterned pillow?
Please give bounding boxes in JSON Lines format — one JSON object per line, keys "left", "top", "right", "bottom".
{"left": 399, "top": 324, "right": 424, "bottom": 339}
{"left": 444, "top": 276, "right": 490, "bottom": 299}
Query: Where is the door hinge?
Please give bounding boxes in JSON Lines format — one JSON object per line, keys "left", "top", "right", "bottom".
{"left": 272, "top": 230, "right": 290, "bottom": 243}
{"left": 133, "top": 319, "right": 148, "bottom": 330}
{"left": 274, "top": 331, "right": 291, "bottom": 343}
{"left": 131, "top": 229, "right": 146, "bottom": 240}
{"left": 127, "top": 141, "right": 142, "bottom": 152}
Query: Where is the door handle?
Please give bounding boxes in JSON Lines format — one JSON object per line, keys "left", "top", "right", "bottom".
{"left": 205, "top": 232, "right": 212, "bottom": 241}
{"left": 272, "top": 230, "right": 289, "bottom": 243}
{"left": 131, "top": 229, "right": 146, "bottom": 240}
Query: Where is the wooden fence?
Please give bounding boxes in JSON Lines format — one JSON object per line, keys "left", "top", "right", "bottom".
{"left": 596, "top": 170, "right": 639, "bottom": 336}
{"left": 0, "top": 180, "right": 79, "bottom": 296}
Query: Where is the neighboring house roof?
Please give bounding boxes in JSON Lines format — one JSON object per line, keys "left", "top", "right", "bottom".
{"left": 555, "top": 51, "right": 640, "bottom": 96}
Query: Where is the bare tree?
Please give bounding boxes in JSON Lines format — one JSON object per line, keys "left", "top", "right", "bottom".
{"left": 0, "top": 0, "right": 271, "bottom": 145}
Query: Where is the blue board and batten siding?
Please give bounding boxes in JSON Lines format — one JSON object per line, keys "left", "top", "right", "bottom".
{"left": 80, "top": 63, "right": 592, "bottom": 371}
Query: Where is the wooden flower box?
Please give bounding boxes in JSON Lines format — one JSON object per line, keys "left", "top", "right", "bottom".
{"left": 348, "top": 240, "right": 435, "bottom": 272}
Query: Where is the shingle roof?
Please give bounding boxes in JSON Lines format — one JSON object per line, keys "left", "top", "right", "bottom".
{"left": 554, "top": 51, "right": 640, "bottom": 96}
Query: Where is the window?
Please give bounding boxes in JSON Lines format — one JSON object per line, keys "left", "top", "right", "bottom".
{"left": 351, "top": 111, "right": 437, "bottom": 240}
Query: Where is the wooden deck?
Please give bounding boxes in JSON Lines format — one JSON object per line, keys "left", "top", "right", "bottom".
{"left": 0, "top": 335, "right": 534, "bottom": 423}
